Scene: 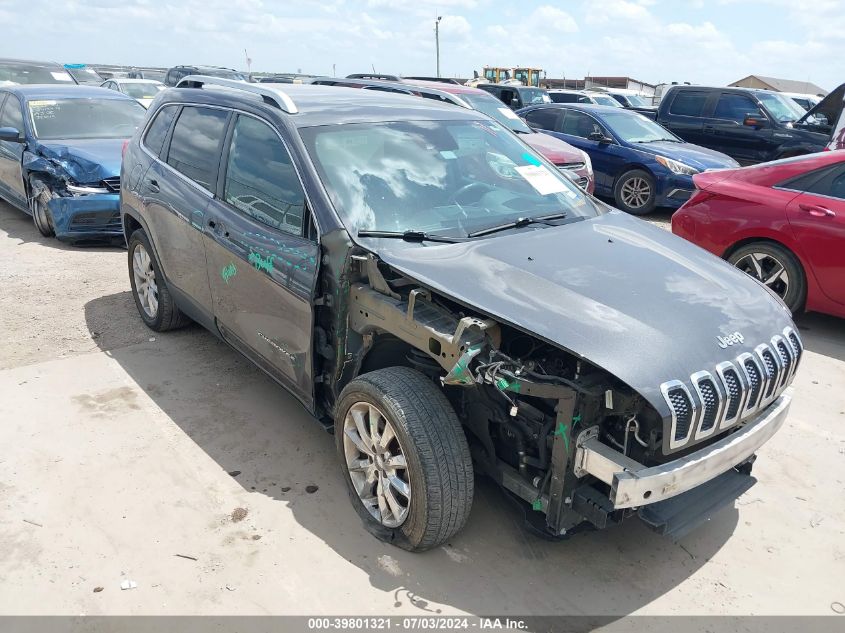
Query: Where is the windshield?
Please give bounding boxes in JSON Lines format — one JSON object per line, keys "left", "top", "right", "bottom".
{"left": 205, "top": 68, "right": 247, "bottom": 81}
{"left": 757, "top": 92, "right": 807, "bottom": 123}
{"left": 600, "top": 111, "right": 678, "bottom": 143}
{"left": 590, "top": 94, "right": 622, "bottom": 107}
{"left": 300, "top": 119, "right": 598, "bottom": 237}
{"left": 27, "top": 98, "right": 146, "bottom": 140}
{"left": 521, "top": 88, "right": 551, "bottom": 105}
{"left": 121, "top": 82, "right": 165, "bottom": 99}
{"left": 66, "top": 67, "right": 102, "bottom": 84}
{"left": 462, "top": 93, "right": 532, "bottom": 133}
{"left": 623, "top": 94, "right": 650, "bottom": 107}
{"left": 0, "top": 63, "right": 74, "bottom": 84}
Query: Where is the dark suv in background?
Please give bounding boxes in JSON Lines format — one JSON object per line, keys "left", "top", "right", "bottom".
{"left": 120, "top": 76, "right": 800, "bottom": 551}
{"left": 478, "top": 83, "right": 551, "bottom": 109}
{"left": 164, "top": 65, "right": 246, "bottom": 86}
{"left": 656, "top": 85, "right": 829, "bottom": 164}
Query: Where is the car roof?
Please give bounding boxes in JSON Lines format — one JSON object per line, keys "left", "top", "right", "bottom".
{"left": 0, "top": 57, "right": 64, "bottom": 67}
{"left": 529, "top": 103, "right": 631, "bottom": 115}
{"left": 4, "top": 84, "right": 137, "bottom": 100}
{"left": 400, "top": 79, "right": 485, "bottom": 96}
{"left": 162, "top": 83, "right": 486, "bottom": 127}
{"left": 110, "top": 78, "right": 163, "bottom": 84}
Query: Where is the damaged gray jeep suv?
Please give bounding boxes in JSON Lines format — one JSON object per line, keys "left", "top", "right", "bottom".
{"left": 121, "top": 77, "right": 802, "bottom": 550}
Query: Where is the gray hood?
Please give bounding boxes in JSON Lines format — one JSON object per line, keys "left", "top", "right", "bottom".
{"left": 369, "top": 210, "right": 795, "bottom": 417}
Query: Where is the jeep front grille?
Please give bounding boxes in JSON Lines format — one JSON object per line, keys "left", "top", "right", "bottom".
{"left": 660, "top": 326, "right": 801, "bottom": 451}
{"left": 101, "top": 177, "right": 120, "bottom": 192}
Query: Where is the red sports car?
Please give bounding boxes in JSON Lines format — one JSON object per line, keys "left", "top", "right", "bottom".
{"left": 672, "top": 152, "right": 845, "bottom": 318}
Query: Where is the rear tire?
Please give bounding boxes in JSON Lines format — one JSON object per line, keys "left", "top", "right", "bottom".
{"left": 614, "top": 169, "right": 656, "bottom": 215}
{"left": 127, "top": 229, "right": 190, "bottom": 331}
{"left": 335, "top": 367, "right": 474, "bottom": 551}
{"left": 727, "top": 241, "right": 806, "bottom": 314}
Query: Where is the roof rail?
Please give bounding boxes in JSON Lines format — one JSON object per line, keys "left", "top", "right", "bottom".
{"left": 314, "top": 77, "right": 472, "bottom": 110}
{"left": 176, "top": 75, "right": 298, "bottom": 114}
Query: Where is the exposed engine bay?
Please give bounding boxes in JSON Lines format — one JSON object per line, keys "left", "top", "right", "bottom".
{"left": 318, "top": 251, "right": 678, "bottom": 536}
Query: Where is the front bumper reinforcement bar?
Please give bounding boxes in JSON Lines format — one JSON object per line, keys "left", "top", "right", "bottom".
{"left": 573, "top": 390, "right": 792, "bottom": 509}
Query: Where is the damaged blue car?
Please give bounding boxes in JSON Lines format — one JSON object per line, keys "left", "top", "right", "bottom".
{"left": 0, "top": 85, "right": 146, "bottom": 241}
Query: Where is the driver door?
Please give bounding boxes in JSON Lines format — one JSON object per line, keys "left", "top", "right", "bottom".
{"left": 204, "top": 113, "right": 320, "bottom": 407}
{"left": 0, "top": 94, "right": 28, "bottom": 208}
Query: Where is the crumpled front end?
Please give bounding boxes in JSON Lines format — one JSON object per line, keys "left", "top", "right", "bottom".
{"left": 47, "top": 192, "right": 122, "bottom": 240}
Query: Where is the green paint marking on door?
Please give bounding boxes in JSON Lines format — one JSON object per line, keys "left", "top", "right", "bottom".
{"left": 248, "top": 251, "right": 276, "bottom": 274}
{"left": 221, "top": 262, "right": 237, "bottom": 284}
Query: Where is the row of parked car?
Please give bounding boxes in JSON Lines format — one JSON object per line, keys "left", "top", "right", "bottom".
{"left": 0, "top": 57, "right": 833, "bottom": 552}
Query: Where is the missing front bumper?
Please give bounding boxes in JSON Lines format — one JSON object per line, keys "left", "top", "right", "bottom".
{"left": 573, "top": 390, "right": 792, "bottom": 510}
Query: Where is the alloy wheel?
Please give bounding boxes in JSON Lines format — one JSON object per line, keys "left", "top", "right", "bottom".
{"left": 620, "top": 176, "right": 651, "bottom": 209}
{"left": 734, "top": 252, "right": 790, "bottom": 300}
{"left": 132, "top": 243, "right": 159, "bottom": 318}
{"left": 342, "top": 402, "right": 411, "bottom": 528}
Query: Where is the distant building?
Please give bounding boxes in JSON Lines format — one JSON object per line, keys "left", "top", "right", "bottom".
{"left": 729, "top": 75, "right": 827, "bottom": 96}
{"left": 542, "top": 76, "right": 656, "bottom": 97}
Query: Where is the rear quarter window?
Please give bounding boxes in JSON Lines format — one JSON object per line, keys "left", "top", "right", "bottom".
{"left": 166, "top": 106, "right": 229, "bottom": 190}
{"left": 143, "top": 104, "right": 178, "bottom": 158}
{"left": 668, "top": 90, "right": 709, "bottom": 117}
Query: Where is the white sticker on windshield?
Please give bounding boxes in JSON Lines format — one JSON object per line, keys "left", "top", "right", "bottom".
{"left": 51, "top": 72, "right": 73, "bottom": 82}
{"left": 515, "top": 165, "right": 569, "bottom": 196}
{"left": 498, "top": 107, "right": 520, "bottom": 120}
{"left": 440, "top": 150, "right": 456, "bottom": 159}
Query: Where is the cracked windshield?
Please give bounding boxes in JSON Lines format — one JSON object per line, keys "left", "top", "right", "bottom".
{"left": 301, "top": 119, "right": 599, "bottom": 238}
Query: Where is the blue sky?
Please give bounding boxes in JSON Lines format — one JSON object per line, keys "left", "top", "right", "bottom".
{"left": 0, "top": 0, "right": 838, "bottom": 90}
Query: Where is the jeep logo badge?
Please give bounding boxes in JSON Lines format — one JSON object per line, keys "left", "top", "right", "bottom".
{"left": 717, "top": 332, "right": 745, "bottom": 349}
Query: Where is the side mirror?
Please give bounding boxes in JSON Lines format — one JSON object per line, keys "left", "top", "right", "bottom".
{"left": 588, "top": 131, "right": 612, "bottom": 144}
{"left": 743, "top": 114, "right": 768, "bottom": 128}
{"left": 0, "top": 127, "right": 23, "bottom": 143}
{"left": 510, "top": 98, "right": 520, "bottom": 109}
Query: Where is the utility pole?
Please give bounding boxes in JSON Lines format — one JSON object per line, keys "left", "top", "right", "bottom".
{"left": 435, "top": 16, "right": 442, "bottom": 78}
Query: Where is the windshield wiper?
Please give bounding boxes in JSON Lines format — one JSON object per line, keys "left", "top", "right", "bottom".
{"left": 356, "top": 229, "right": 462, "bottom": 243}
{"left": 467, "top": 212, "right": 568, "bottom": 238}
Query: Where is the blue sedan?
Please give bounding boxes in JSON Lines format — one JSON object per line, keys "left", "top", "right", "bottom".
{"left": 0, "top": 85, "right": 146, "bottom": 241}
{"left": 517, "top": 103, "right": 739, "bottom": 215}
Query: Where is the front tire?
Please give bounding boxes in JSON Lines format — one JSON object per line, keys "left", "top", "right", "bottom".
{"left": 335, "top": 367, "right": 474, "bottom": 551}
{"left": 29, "top": 185, "right": 55, "bottom": 237}
{"left": 727, "top": 241, "right": 806, "bottom": 314}
{"left": 127, "top": 229, "right": 190, "bottom": 331}
{"left": 614, "top": 169, "right": 656, "bottom": 215}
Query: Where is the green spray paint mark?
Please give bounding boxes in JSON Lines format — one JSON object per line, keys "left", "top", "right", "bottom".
{"left": 248, "top": 251, "right": 276, "bottom": 274}
{"left": 221, "top": 262, "right": 237, "bottom": 284}
{"left": 572, "top": 414, "right": 582, "bottom": 425}
{"left": 555, "top": 421, "right": 570, "bottom": 451}
{"left": 522, "top": 152, "right": 542, "bottom": 166}
{"left": 532, "top": 498, "right": 543, "bottom": 512}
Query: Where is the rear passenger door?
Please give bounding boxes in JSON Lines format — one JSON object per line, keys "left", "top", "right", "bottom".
{"left": 204, "top": 113, "right": 319, "bottom": 406}
{"left": 660, "top": 89, "right": 711, "bottom": 147}
{"left": 704, "top": 92, "right": 773, "bottom": 163}
{"left": 785, "top": 164, "right": 845, "bottom": 306}
{"left": 141, "top": 104, "right": 229, "bottom": 320}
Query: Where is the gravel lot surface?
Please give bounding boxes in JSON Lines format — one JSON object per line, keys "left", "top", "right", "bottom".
{"left": 1, "top": 199, "right": 843, "bottom": 616}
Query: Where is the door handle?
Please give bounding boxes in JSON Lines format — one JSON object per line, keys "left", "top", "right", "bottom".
{"left": 798, "top": 203, "right": 836, "bottom": 218}
{"left": 145, "top": 178, "right": 159, "bottom": 193}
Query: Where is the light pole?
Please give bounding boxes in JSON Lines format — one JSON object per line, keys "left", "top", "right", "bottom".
{"left": 435, "top": 16, "right": 442, "bottom": 78}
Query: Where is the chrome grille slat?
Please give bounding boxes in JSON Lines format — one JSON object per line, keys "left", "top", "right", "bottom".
{"left": 661, "top": 329, "right": 802, "bottom": 451}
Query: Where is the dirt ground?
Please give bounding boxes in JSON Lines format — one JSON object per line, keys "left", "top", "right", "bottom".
{"left": 0, "top": 199, "right": 843, "bottom": 617}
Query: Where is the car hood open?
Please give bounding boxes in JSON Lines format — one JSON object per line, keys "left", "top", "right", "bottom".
{"left": 370, "top": 210, "right": 795, "bottom": 417}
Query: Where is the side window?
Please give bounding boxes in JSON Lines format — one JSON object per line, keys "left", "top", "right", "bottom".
{"left": 713, "top": 93, "right": 763, "bottom": 123}
{"left": 561, "top": 110, "right": 602, "bottom": 139}
{"left": 668, "top": 90, "right": 709, "bottom": 117}
{"left": 143, "top": 104, "right": 178, "bottom": 158}
{"left": 524, "top": 108, "right": 561, "bottom": 132}
{"left": 223, "top": 115, "right": 306, "bottom": 236}
{"left": 799, "top": 165, "right": 845, "bottom": 200}
{"left": 166, "top": 106, "right": 229, "bottom": 190}
{"left": 0, "top": 95, "right": 24, "bottom": 131}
